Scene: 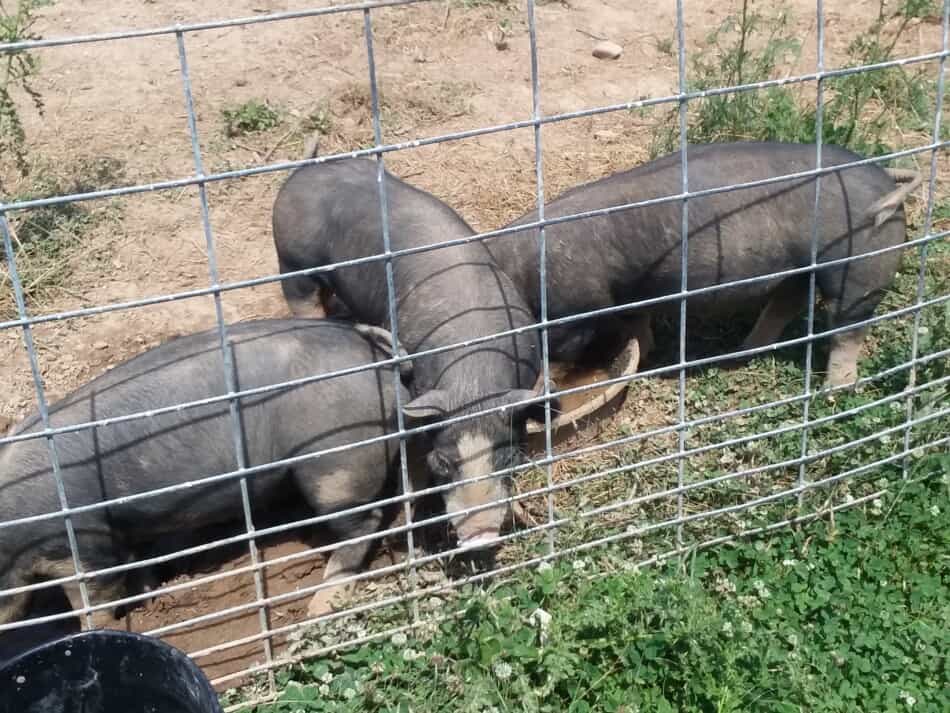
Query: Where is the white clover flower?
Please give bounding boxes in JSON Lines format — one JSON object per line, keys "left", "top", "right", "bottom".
{"left": 875, "top": 478, "right": 889, "bottom": 490}
{"left": 343, "top": 688, "right": 356, "bottom": 701}
{"left": 898, "top": 690, "right": 917, "bottom": 707}
{"left": 721, "top": 621, "right": 733, "bottom": 638}
{"left": 782, "top": 559, "right": 798, "bottom": 567}
{"left": 930, "top": 505, "right": 940, "bottom": 517}
{"left": 538, "top": 560, "right": 553, "bottom": 573}
{"left": 529, "top": 608, "right": 553, "bottom": 645}
{"left": 402, "top": 648, "right": 419, "bottom": 662}
{"left": 631, "top": 539, "right": 644, "bottom": 556}
{"left": 572, "top": 558, "right": 588, "bottom": 571}
{"left": 492, "top": 661, "right": 513, "bottom": 680}
{"left": 740, "top": 620, "right": 753, "bottom": 635}
{"left": 320, "top": 671, "right": 334, "bottom": 684}
{"left": 391, "top": 632, "right": 408, "bottom": 647}
{"left": 844, "top": 493, "right": 855, "bottom": 504}
{"left": 787, "top": 633, "right": 798, "bottom": 647}
{"left": 318, "top": 684, "right": 330, "bottom": 696}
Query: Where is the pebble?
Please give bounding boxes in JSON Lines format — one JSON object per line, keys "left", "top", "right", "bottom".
{"left": 592, "top": 41, "right": 622, "bottom": 60}
{"left": 93, "top": 341, "right": 109, "bottom": 350}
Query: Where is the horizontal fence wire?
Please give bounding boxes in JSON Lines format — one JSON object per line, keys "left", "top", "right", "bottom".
{"left": 1, "top": 0, "right": 948, "bottom": 701}
{"left": 2, "top": 371, "right": 946, "bottom": 633}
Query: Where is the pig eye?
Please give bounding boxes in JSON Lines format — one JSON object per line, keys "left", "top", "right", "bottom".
{"left": 427, "top": 450, "right": 457, "bottom": 483}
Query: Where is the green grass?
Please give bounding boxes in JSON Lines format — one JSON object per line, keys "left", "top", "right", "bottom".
{"left": 645, "top": 0, "right": 939, "bottom": 159}
{"left": 233, "top": 475, "right": 949, "bottom": 713}
{"left": 1, "top": 156, "right": 124, "bottom": 317}
{"left": 222, "top": 99, "right": 282, "bottom": 137}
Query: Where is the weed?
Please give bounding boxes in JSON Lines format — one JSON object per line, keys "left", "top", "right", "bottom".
{"left": 302, "top": 104, "right": 333, "bottom": 136}
{"left": 648, "top": 0, "right": 937, "bottom": 158}
{"left": 1, "top": 156, "right": 124, "bottom": 316}
{"left": 222, "top": 99, "right": 282, "bottom": 137}
{"left": 652, "top": 34, "right": 674, "bottom": 57}
{"left": 0, "top": 0, "right": 48, "bottom": 189}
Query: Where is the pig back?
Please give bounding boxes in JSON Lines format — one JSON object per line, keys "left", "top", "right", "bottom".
{"left": 0, "top": 320, "right": 405, "bottom": 535}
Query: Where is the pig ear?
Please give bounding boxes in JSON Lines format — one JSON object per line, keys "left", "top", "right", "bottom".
{"left": 354, "top": 323, "right": 413, "bottom": 382}
{"left": 503, "top": 389, "right": 561, "bottom": 423}
{"left": 403, "top": 389, "right": 451, "bottom": 421}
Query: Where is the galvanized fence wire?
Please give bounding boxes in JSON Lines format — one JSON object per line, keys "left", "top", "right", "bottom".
{"left": 1, "top": 0, "right": 948, "bottom": 701}
{"left": 174, "top": 28, "right": 276, "bottom": 683}
{"left": 1, "top": 360, "right": 947, "bottom": 630}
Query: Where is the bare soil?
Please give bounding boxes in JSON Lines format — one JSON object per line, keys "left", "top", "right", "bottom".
{"left": 1, "top": 0, "right": 944, "bottom": 689}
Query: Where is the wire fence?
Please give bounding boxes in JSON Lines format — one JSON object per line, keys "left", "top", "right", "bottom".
{"left": 1, "top": 0, "right": 948, "bottom": 708}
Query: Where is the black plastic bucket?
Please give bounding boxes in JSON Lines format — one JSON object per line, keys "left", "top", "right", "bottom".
{"left": 0, "top": 629, "right": 223, "bottom": 713}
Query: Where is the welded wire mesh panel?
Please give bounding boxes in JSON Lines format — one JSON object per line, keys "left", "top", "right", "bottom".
{"left": 0, "top": 0, "right": 947, "bottom": 707}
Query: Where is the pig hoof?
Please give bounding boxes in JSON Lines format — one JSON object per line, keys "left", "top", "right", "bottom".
{"left": 306, "top": 582, "right": 352, "bottom": 619}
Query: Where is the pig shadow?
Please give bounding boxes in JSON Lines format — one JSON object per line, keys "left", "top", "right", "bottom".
{"left": 0, "top": 491, "right": 448, "bottom": 668}
{"left": 646, "top": 309, "right": 830, "bottom": 380}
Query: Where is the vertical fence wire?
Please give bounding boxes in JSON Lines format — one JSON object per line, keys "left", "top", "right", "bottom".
{"left": 0, "top": 213, "right": 94, "bottom": 629}
{"left": 525, "top": 0, "right": 557, "bottom": 554}
{"left": 0, "top": 0, "right": 947, "bottom": 697}
{"left": 674, "top": 0, "right": 689, "bottom": 547}
{"left": 903, "top": 0, "right": 949, "bottom": 479}
{"left": 362, "top": 8, "right": 420, "bottom": 622}
{"left": 174, "top": 30, "right": 275, "bottom": 692}
{"left": 798, "top": 0, "right": 826, "bottom": 509}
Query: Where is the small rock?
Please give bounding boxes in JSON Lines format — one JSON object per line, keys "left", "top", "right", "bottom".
{"left": 93, "top": 341, "right": 109, "bottom": 350}
{"left": 592, "top": 41, "right": 622, "bottom": 60}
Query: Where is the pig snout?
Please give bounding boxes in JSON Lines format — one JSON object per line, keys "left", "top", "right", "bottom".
{"left": 451, "top": 502, "right": 508, "bottom": 550}
{"left": 444, "top": 433, "right": 511, "bottom": 550}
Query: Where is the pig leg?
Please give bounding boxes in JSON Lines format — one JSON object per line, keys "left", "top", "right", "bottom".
{"left": 278, "top": 256, "right": 328, "bottom": 319}
{"left": 824, "top": 327, "right": 866, "bottom": 388}
{"left": 62, "top": 574, "right": 127, "bottom": 631}
{"left": 816, "top": 246, "right": 898, "bottom": 389}
{"left": 307, "top": 507, "right": 388, "bottom": 618}
{"left": 742, "top": 277, "right": 809, "bottom": 350}
{"left": 0, "top": 569, "right": 31, "bottom": 625}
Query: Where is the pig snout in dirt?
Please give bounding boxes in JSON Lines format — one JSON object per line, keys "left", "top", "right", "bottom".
{"left": 0, "top": 319, "right": 413, "bottom": 628}
{"left": 273, "top": 157, "right": 549, "bottom": 550}
{"left": 488, "top": 141, "right": 921, "bottom": 389}
{"left": 403, "top": 388, "right": 553, "bottom": 550}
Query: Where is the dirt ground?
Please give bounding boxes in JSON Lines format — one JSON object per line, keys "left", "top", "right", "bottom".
{"left": 1, "top": 0, "right": 945, "bottom": 690}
